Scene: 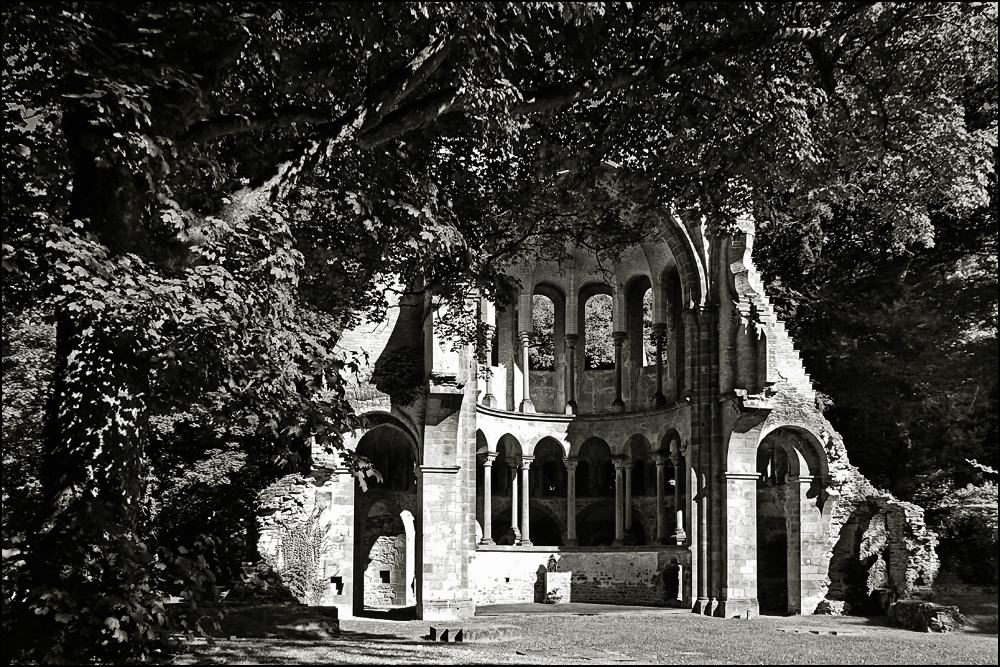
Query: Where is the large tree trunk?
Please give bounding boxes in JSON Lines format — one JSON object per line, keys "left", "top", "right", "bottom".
{"left": 7, "top": 110, "right": 160, "bottom": 664}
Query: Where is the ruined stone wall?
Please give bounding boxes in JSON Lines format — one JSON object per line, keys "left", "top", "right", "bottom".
{"left": 363, "top": 534, "right": 406, "bottom": 606}
{"left": 256, "top": 463, "right": 356, "bottom": 614}
{"left": 470, "top": 548, "right": 690, "bottom": 606}
{"left": 824, "top": 465, "right": 940, "bottom": 613}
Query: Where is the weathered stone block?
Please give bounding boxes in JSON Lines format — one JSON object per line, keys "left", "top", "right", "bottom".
{"left": 888, "top": 600, "right": 966, "bottom": 633}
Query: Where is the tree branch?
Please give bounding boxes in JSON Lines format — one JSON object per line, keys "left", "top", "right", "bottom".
{"left": 178, "top": 107, "right": 333, "bottom": 150}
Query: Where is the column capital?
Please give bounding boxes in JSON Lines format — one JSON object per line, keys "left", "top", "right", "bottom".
{"left": 786, "top": 474, "right": 819, "bottom": 484}
{"left": 564, "top": 333, "right": 579, "bottom": 345}
{"left": 723, "top": 471, "right": 762, "bottom": 481}
{"left": 623, "top": 458, "right": 635, "bottom": 471}
{"left": 651, "top": 322, "right": 668, "bottom": 338}
{"left": 563, "top": 457, "right": 579, "bottom": 472}
{"left": 612, "top": 330, "right": 628, "bottom": 345}
{"left": 612, "top": 455, "right": 629, "bottom": 470}
{"left": 519, "top": 455, "right": 535, "bottom": 470}
{"left": 518, "top": 330, "right": 532, "bottom": 343}
{"left": 483, "top": 452, "right": 497, "bottom": 465}
{"left": 653, "top": 451, "right": 670, "bottom": 466}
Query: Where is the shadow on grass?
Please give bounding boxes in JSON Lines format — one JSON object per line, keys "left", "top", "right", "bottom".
{"left": 937, "top": 593, "right": 999, "bottom": 635}
{"left": 174, "top": 628, "right": 479, "bottom": 666}
{"left": 355, "top": 605, "right": 418, "bottom": 621}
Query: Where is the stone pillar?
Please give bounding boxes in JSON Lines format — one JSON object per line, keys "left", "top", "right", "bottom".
{"left": 520, "top": 456, "right": 534, "bottom": 546}
{"left": 653, "top": 452, "right": 668, "bottom": 544}
{"left": 480, "top": 454, "right": 496, "bottom": 545}
{"left": 564, "top": 458, "right": 578, "bottom": 546}
{"left": 671, "top": 450, "right": 687, "bottom": 545}
{"left": 508, "top": 458, "right": 520, "bottom": 543}
{"left": 682, "top": 307, "right": 709, "bottom": 613}
{"left": 717, "top": 471, "right": 762, "bottom": 620}
{"left": 652, "top": 322, "right": 667, "bottom": 407}
{"left": 611, "top": 331, "right": 627, "bottom": 413}
{"left": 482, "top": 326, "right": 496, "bottom": 408}
{"left": 417, "top": 464, "right": 473, "bottom": 620}
{"left": 612, "top": 457, "right": 626, "bottom": 546}
{"left": 518, "top": 332, "right": 535, "bottom": 413}
{"left": 564, "top": 334, "right": 579, "bottom": 414}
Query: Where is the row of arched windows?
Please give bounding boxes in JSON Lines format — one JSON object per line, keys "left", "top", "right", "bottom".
{"left": 528, "top": 291, "right": 657, "bottom": 371}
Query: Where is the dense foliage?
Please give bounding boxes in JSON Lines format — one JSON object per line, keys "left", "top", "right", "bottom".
{"left": 2, "top": 2, "right": 996, "bottom": 662}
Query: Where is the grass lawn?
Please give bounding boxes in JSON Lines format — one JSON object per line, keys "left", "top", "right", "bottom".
{"left": 171, "top": 598, "right": 998, "bottom": 665}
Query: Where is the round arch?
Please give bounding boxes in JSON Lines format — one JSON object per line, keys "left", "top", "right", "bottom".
{"left": 352, "top": 411, "right": 420, "bottom": 460}
{"left": 652, "top": 210, "right": 708, "bottom": 308}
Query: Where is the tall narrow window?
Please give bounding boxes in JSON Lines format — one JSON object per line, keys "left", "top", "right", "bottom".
{"left": 530, "top": 294, "right": 555, "bottom": 370}
{"left": 584, "top": 293, "right": 614, "bottom": 370}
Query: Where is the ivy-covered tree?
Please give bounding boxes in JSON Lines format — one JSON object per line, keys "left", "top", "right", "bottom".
{"left": 3, "top": 2, "right": 995, "bottom": 661}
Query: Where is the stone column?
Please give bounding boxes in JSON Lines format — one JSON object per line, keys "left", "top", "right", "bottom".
{"left": 520, "top": 456, "right": 534, "bottom": 546}
{"left": 611, "top": 331, "right": 627, "bottom": 413}
{"left": 564, "top": 458, "right": 578, "bottom": 546}
{"left": 482, "top": 326, "right": 496, "bottom": 408}
{"left": 564, "top": 334, "right": 579, "bottom": 414}
{"left": 653, "top": 452, "right": 668, "bottom": 544}
{"left": 671, "top": 450, "right": 687, "bottom": 545}
{"left": 652, "top": 322, "right": 667, "bottom": 406}
{"left": 480, "top": 454, "right": 496, "bottom": 545}
{"left": 508, "top": 458, "right": 520, "bottom": 543}
{"left": 612, "top": 457, "right": 626, "bottom": 546}
{"left": 518, "top": 332, "right": 535, "bottom": 413}
{"left": 624, "top": 458, "right": 634, "bottom": 533}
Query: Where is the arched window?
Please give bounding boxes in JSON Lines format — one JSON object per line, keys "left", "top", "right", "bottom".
{"left": 530, "top": 293, "right": 555, "bottom": 371}
{"left": 584, "top": 293, "right": 614, "bottom": 370}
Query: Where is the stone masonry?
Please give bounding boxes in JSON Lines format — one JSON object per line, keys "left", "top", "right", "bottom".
{"left": 257, "top": 212, "right": 939, "bottom": 620}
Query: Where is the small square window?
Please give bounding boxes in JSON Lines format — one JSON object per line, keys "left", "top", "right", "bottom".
{"left": 380, "top": 570, "right": 391, "bottom": 584}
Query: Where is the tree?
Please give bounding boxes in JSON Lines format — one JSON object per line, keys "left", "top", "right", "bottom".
{"left": 3, "top": 3, "right": 995, "bottom": 661}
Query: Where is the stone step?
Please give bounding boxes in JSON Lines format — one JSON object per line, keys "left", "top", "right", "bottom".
{"left": 428, "top": 625, "right": 520, "bottom": 642}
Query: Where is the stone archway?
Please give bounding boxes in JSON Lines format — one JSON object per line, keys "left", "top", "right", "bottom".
{"left": 353, "top": 424, "right": 419, "bottom": 614}
{"left": 722, "top": 416, "right": 834, "bottom": 618}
